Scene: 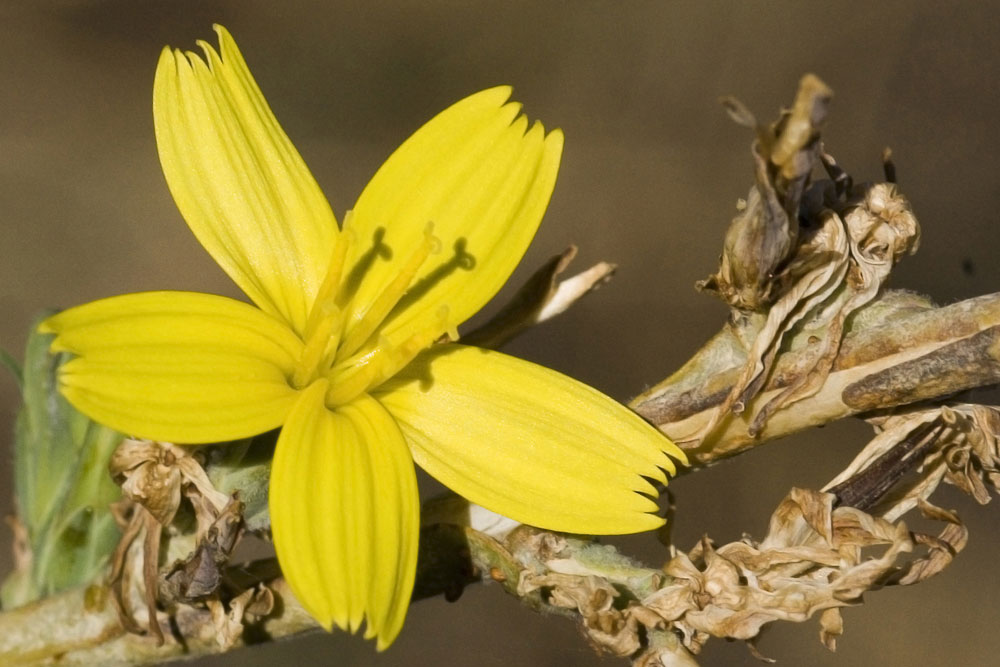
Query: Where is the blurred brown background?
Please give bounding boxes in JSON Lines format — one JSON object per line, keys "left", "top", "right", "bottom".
{"left": 2, "top": 1, "right": 1000, "bottom": 665}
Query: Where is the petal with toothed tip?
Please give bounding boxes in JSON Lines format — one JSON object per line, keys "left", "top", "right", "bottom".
{"left": 270, "top": 382, "right": 419, "bottom": 649}
{"left": 39, "top": 291, "right": 302, "bottom": 443}
{"left": 340, "top": 87, "right": 563, "bottom": 352}
{"left": 376, "top": 344, "right": 687, "bottom": 535}
{"left": 153, "top": 25, "right": 339, "bottom": 336}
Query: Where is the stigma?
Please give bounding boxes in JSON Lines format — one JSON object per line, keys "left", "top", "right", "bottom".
{"left": 291, "top": 212, "right": 451, "bottom": 406}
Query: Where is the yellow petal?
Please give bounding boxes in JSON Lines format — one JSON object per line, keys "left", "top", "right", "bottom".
{"left": 341, "top": 87, "right": 563, "bottom": 348}
{"left": 40, "top": 291, "right": 302, "bottom": 443}
{"left": 270, "top": 382, "right": 419, "bottom": 649}
{"left": 376, "top": 345, "right": 687, "bottom": 535}
{"left": 154, "top": 25, "right": 339, "bottom": 335}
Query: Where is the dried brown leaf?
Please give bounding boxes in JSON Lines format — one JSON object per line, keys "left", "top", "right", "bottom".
{"left": 719, "top": 96, "right": 758, "bottom": 129}
{"left": 110, "top": 440, "right": 185, "bottom": 525}
{"left": 825, "top": 404, "right": 1000, "bottom": 522}
{"left": 642, "top": 489, "right": 925, "bottom": 652}
{"left": 818, "top": 607, "right": 843, "bottom": 651}
{"left": 749, "top": 183, "right": 919, "bottom": 434}
{"left": 205, "top": 585, "right": 275, "bottom": 649}
{"left": 896, "top": 500, "right": 967, "bottom": 585}
{"left": 698, "top": 209, "right": 849, "bottom": 439}
{"left": 106, "top": 439, "right": 246, "bottom": 645}
{"left": 519, "top": 571, "right": 640, "bottom": 655}
{"left": 462, "top": 245, "right": 615, "bottom": 349}
{"left": 700, "top": 74, "right": 832, "bottom": 312}
{"left": 632, "top": 629, "right": 702, "bottom": 667}
{"left": 692, "top": 72, "right": 924, "bottom": 449}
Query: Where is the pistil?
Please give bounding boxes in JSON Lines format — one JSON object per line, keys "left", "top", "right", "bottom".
{"left": 324, "top": 306, "right": 451, "bottom": 407}
{"left": 302, "top": 211, "right": 354, "bottom": 343}
{"left": 292, "top": 305, "right": 342, "bottom": 388}
{"left": 336, "top": 223, "right": 440, "bottom": 361}
{"left": 295, "top": 215, "right": 452, "bottom": 404}
{"left": 324, "top": 344, "right": 383, "bottom": 405}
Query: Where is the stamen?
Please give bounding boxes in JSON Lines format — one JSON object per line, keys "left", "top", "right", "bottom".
{"left": 336, "top": 222, "right": 440, "bottom": 362}
{"left": 292, "top": 305, "right": 341, "bottom": 388}
{"left": 363, "top": 305, "right": 452, "bottom": 392}
{"left": 324, "top": 306, "right": 452, "bottom": 406}
{"left": 324, "top": 343, "right": 384, "bottom": 406}
{"left": 303, "top": 211, "right": 354, "bottom": 342}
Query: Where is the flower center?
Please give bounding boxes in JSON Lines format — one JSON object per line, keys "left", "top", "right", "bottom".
{"left": 290, "top": 212, "right": 453, "bottom": 406}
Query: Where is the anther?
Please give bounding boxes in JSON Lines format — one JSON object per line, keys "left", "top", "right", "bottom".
{"left": 336, "top": 222, "right": 440, "bottom": 361}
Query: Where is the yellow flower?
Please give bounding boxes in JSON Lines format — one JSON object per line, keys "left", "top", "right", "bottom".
{"left": 40, "top": 26, "right": 686, "bottom": 648}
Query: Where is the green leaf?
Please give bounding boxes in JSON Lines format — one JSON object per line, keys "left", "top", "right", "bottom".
{"left": 1, "top": 315, "right": 123, "bottom": 609}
